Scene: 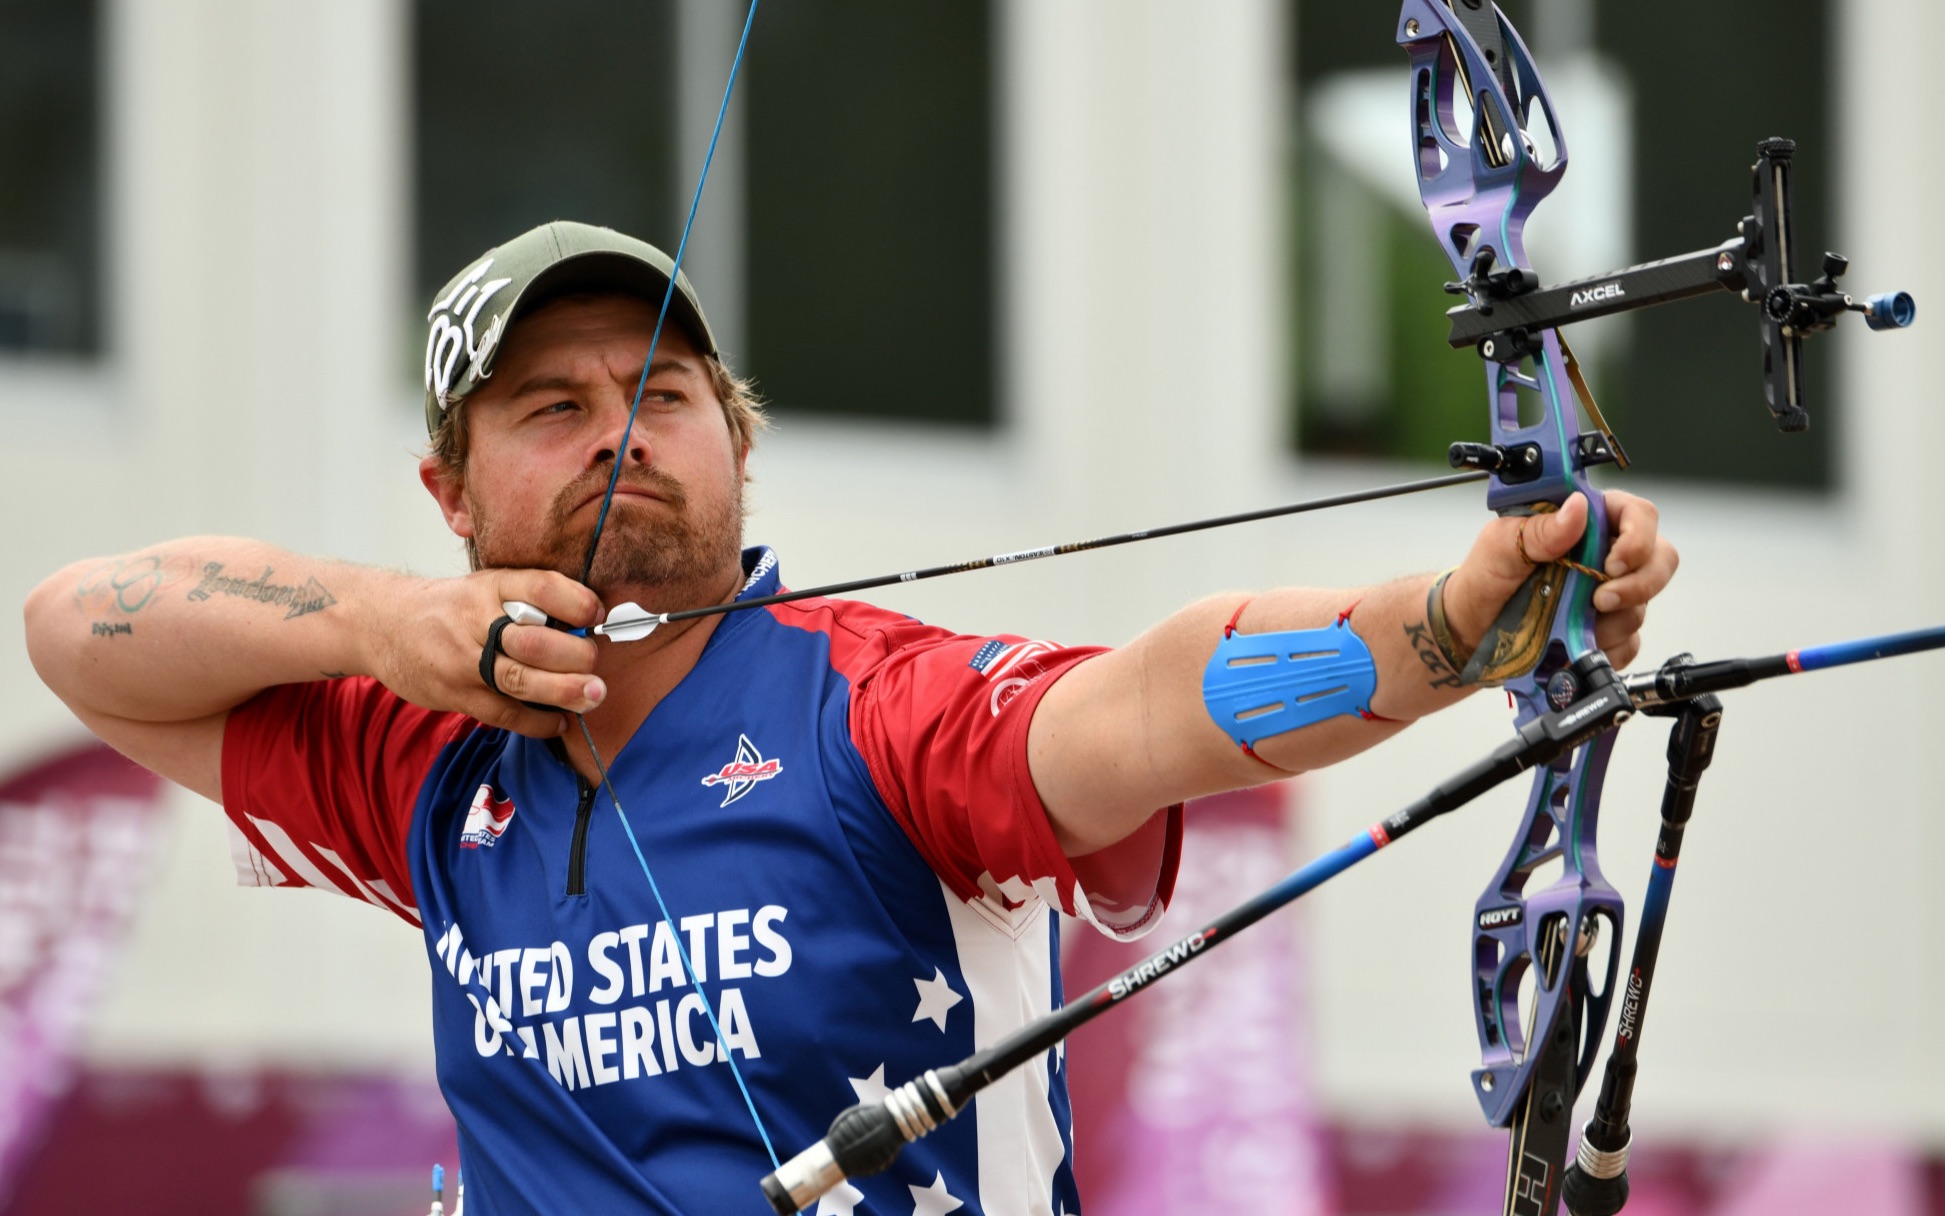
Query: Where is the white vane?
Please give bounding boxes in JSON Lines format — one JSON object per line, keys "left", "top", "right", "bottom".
{"left": 499, "top": 600, "right": 667, "bottom": 643}
{"left": 594, "top": 602, "right": 667, "bottom": 643}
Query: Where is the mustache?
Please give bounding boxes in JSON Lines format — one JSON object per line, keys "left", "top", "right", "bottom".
{"left": 550, "top": 467, "right": 688, "bottom": 525}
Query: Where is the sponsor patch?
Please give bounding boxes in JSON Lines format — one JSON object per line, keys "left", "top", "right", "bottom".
{"left": 970, "top": 639, "right": 1060, "bottom": 716}
{"left": 700, "top": 734, "right": 784, "bottom": 807}
{"left": 738, "top": 549, "right": 779, "bottom": 595}
{"left": 969, "top": 639, "right": 1055, "bottom": 679}
{"left": 461, "top": 784, "right": 517, "bottom": 849}
{"left": 968, "top": 639, "right": 1008, "bottom": 673}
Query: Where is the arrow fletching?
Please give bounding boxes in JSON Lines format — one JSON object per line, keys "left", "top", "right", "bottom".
{"left": 594, "top": 602, "right": 666, "bottom": 643}
{"left": 499, "top": 598, "right": 663, "bottom": 642}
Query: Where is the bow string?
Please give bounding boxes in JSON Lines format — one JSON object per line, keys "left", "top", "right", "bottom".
{"left": 569, "top": 0, "right": 779, "bottom": 1172}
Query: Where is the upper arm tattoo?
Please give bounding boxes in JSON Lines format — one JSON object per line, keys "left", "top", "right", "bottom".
{"left": 74, "top": 555, "right": 173, "bottom": 615}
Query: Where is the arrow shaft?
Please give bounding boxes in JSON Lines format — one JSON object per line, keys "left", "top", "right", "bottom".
{"left": 660, "top": 470, "right": 1488, "bottom": 626}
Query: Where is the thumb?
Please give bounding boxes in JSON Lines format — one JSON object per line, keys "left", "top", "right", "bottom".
{"left": 1516, "top": 493, "right": 1590, "bottom": 565}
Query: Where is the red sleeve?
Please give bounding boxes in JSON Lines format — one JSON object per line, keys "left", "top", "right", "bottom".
{"left": 848, "top": 632, "right": 1182, "bottom": 941}
{"left": 220, "top": 677, "right": 472, "bottom": 927}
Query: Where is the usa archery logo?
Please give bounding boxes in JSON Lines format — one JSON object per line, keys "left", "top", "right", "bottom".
{"left": 460, "top": 784, "right": 517, "bottom": 849}
{"left": 700, "top": 734, "right": 783, "bottom": 807}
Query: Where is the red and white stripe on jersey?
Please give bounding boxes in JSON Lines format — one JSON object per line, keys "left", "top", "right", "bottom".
{"left": 227, "top": 812, "right": 419, "bottom": 922}
{"left": 222, "top": 677, "right": 472, "bottom": 928}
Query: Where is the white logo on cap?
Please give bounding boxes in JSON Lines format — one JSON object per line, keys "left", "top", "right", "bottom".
{"left": 425, "top": 258, "right": 513, "bottom": 408}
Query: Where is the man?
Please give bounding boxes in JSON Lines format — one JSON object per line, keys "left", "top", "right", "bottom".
{"left": 24, "top": 221, "right": 1677, "bottom": 1214}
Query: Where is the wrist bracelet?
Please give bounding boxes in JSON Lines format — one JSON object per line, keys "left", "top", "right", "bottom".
{"left": 1426, "top": 570, "right": 1473, "bottom": 672}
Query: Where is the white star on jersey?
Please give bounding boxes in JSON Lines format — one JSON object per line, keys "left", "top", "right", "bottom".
{"left": 912, "top": 968, "right": 964, "bottom": 1031}
{"left": 815, "top": 1181, "right": 866, "bottom": 1216}
{"left": 908, "top": 1170, "right": 964, "bottom": 1215}
{"left": 848, "top": 1063, "right": 892, "bottom": 1104}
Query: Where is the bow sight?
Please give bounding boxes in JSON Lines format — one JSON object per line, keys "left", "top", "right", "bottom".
{"left": 1441, "top": 135, "right": 1913, "bottom": 450}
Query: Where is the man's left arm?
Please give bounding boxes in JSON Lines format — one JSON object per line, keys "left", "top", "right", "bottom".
{"left": 1029, "top": 490, "right": 1678, "bottom": 856}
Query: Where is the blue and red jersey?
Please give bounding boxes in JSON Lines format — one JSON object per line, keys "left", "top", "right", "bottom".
{"left": 219, "top": 547, "right": 1181, "bottom": 1215}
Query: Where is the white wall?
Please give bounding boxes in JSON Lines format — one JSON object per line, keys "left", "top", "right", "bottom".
{"left": 3, "top": 0, "right": 1939, "bottom": 1146}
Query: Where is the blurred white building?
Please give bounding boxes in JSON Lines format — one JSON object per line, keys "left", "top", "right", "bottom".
{"left": 1, "top": 0, "right": 1940, "bottom": 1160}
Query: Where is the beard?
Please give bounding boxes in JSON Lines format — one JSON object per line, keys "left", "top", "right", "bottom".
{"left": 469, "top": 464, "right": 745, "bottom": 610}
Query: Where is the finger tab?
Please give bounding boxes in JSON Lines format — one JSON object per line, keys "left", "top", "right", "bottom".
{"left": 502, "top": 600, "right": 547, "bottom": 626}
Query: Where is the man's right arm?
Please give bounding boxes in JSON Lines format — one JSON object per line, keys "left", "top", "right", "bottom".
{"left": 24, "top": 537, "right": 605, "bottom": 802}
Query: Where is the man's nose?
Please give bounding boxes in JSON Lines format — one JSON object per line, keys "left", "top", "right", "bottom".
{"left": 589, "top": 403, "right": 651, "bottom": 468}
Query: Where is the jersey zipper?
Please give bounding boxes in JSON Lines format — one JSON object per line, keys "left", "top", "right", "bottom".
{"left": 565, "top": 776, "right": 596, "bottom": 897}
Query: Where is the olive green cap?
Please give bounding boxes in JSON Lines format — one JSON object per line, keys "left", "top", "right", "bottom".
{"left": 422, "top": 220, "right": 718, "bottom": 435}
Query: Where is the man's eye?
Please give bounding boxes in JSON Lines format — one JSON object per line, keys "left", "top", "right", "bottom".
{"left": 537, "top": 399, "right": 578, "bottom": 416}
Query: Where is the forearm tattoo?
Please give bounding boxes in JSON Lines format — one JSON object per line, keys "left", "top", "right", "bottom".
{"left": 1403, "top": 621, "right": 1464, "bottom": 690}
{"left": 186, "top": 562, "right": 338, "bottom": 619}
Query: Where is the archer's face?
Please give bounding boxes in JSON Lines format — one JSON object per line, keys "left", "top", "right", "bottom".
{"left": 427, "top": 294, "right": 747, "bottom": 609}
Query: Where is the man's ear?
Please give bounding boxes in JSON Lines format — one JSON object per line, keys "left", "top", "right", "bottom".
{"left": 419, "top": 455, "right": 477, "bottom": 540}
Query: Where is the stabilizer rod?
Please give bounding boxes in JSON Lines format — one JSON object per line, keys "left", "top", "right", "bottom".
{"left": 1561, "top": 692, "right": 1722, "bottom": 1216}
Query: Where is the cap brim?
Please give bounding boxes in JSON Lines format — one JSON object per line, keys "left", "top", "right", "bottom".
{"left": 509, "top": 250, "right": 717, "bottom": 361}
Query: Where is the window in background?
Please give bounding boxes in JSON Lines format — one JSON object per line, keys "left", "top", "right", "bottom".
{"left": 413, "top": 1, "right": 997, "bottom": 429}
{"left": 0, "top": 0, "right": 101, "bottom": 357}
{"left": 413, "top": 0, "right": 678, "bottom": 312}
{"left": 745, "top": 1, "right": 995, "bottom": 427}
{"left": 1291, "top": 0, "right": 1830, "bottom": 489}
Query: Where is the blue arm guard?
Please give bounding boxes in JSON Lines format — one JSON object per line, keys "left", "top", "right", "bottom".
{"left": 1202, "top": 615, "right": 1380, "bottom": 750}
